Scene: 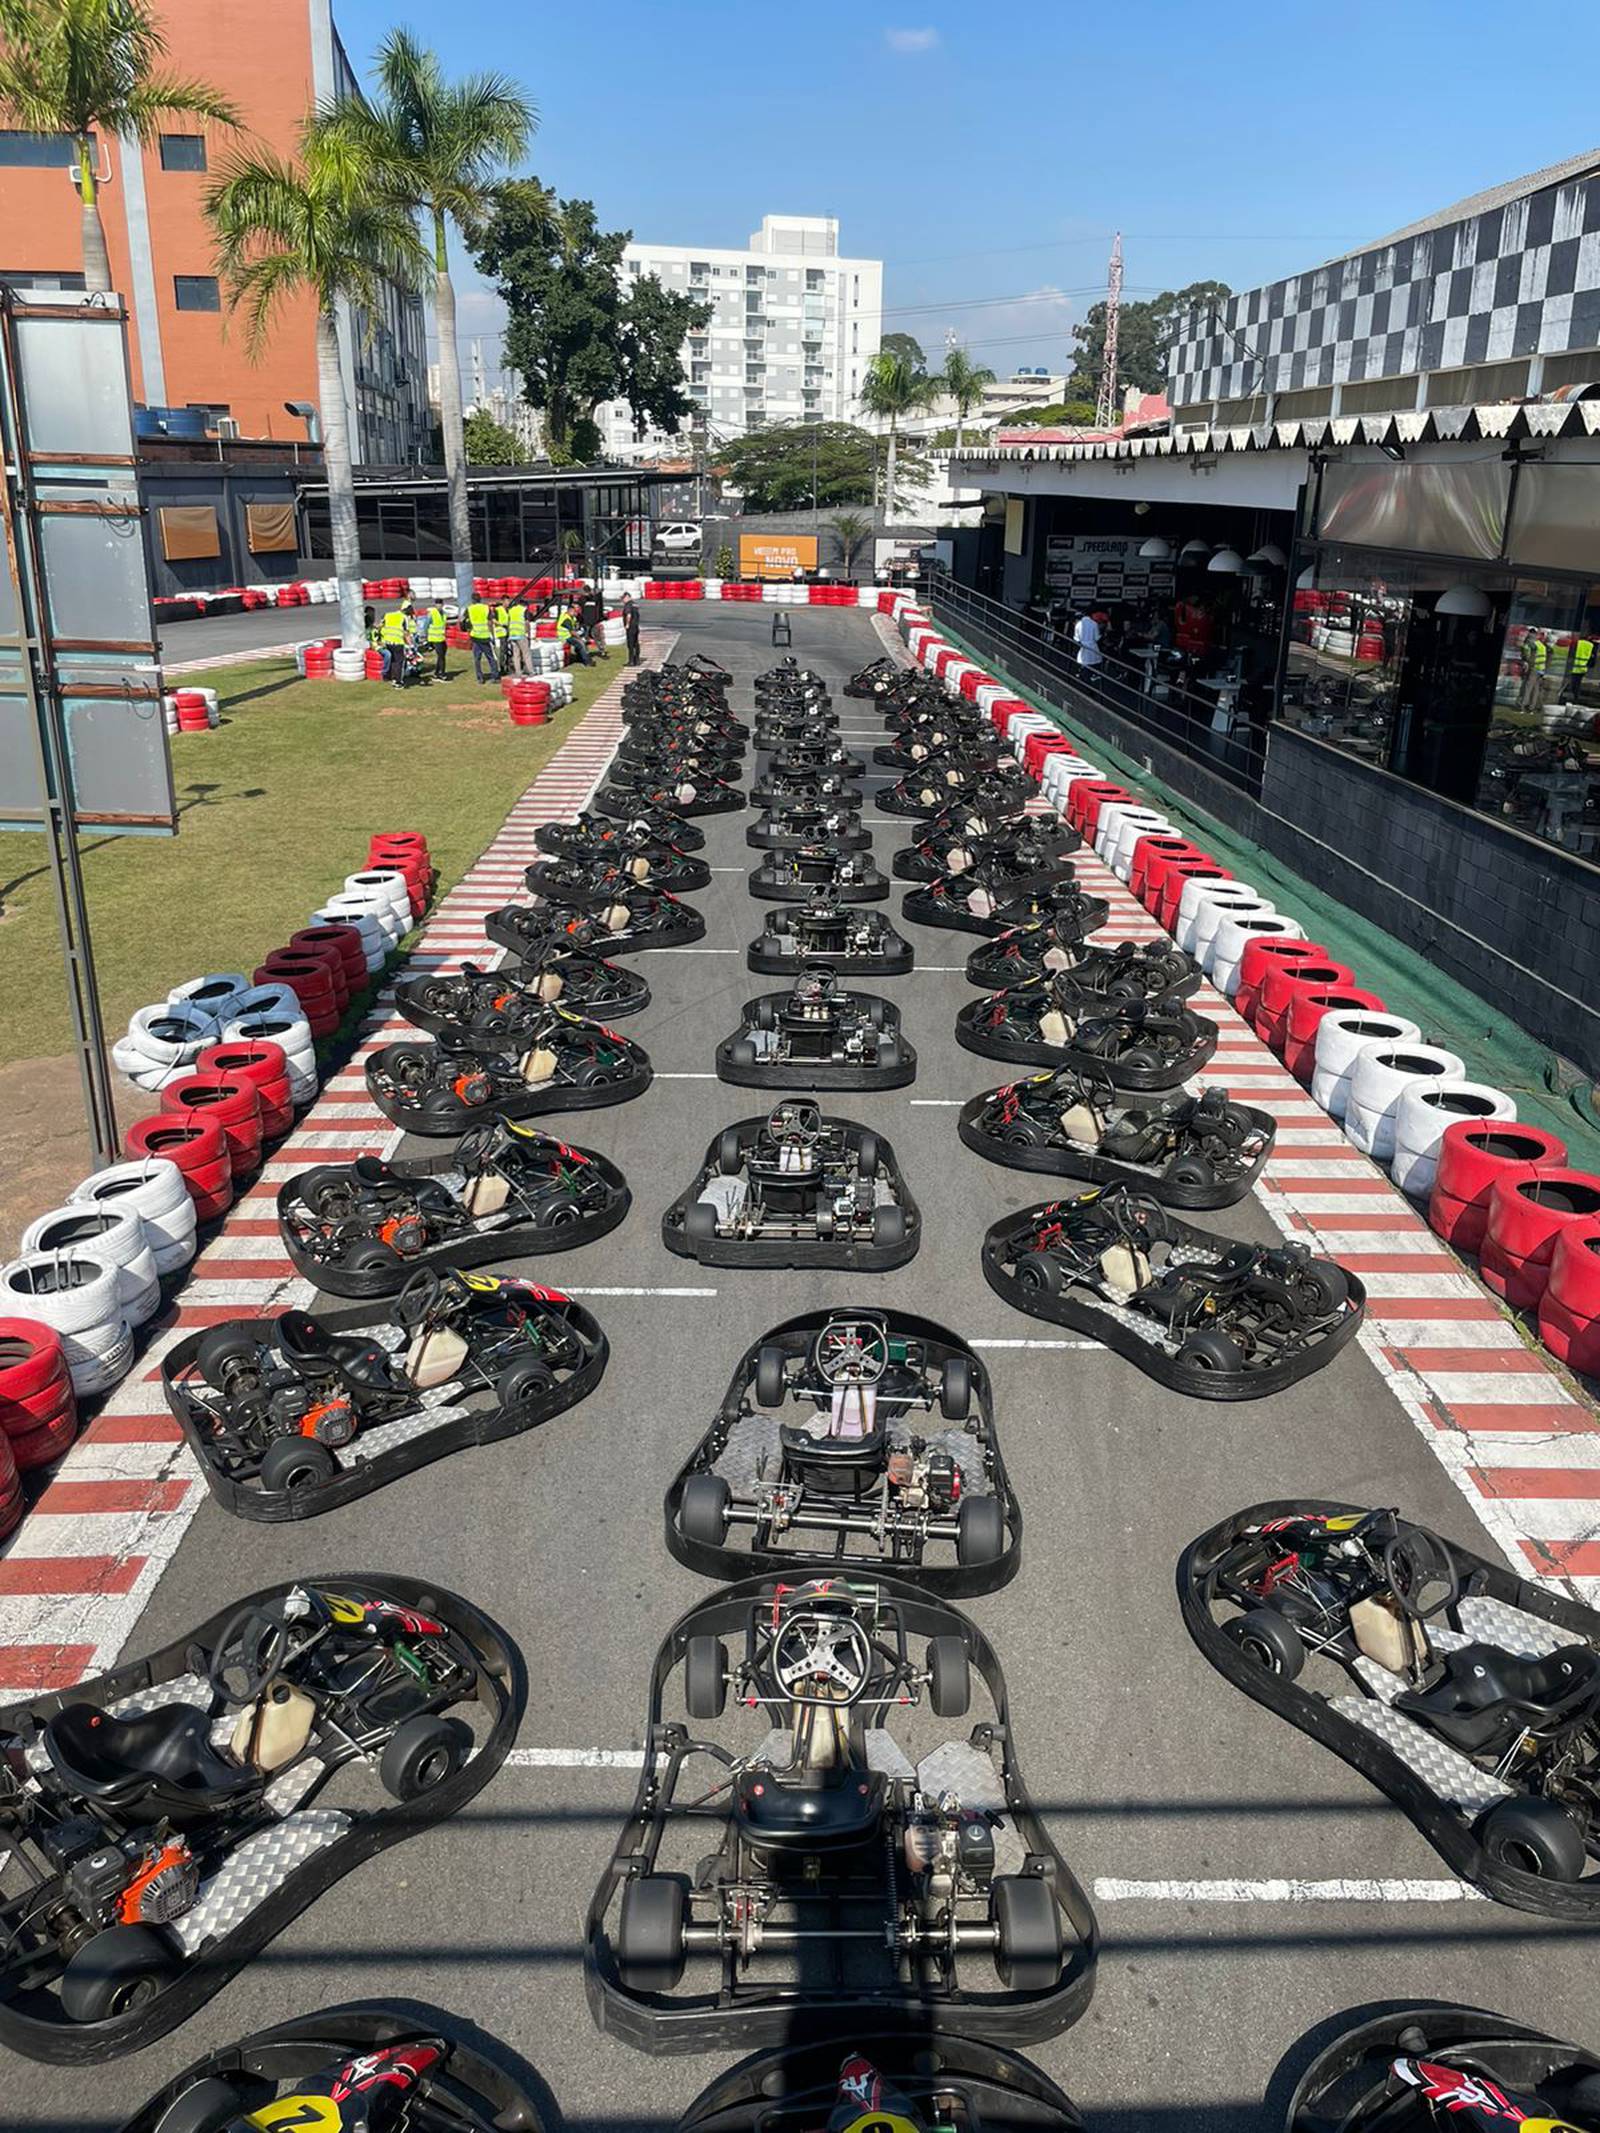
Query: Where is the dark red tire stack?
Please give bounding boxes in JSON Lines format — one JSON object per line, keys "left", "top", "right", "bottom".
{"left": 254, "top": 950, "right": 342, "bottom": 1037}
{"left": 0, "top": 1317, "right": 78, "bottom": 1505}
{"left": 1480, "top": 1171, "right": 1600, "bottom": 1309}
{"left": 1132, "top": 837, "right": 1203, "bottom": 909}
{"left": 1539, "top": 1220, "right": 1600, "bottom": 1370}
{"left": 124, "top": 1114, "right": 232, "bottom": 1221}
{"left": 160, "top": 1072, "right": 265, "bottom": 1185}
{"left": 1428, "top": 1122, "right": 1569, "bottom": 1255}
{"left": 1156, "top": 860, "right": 1231, "bottom": 935}
{"left": 509, "top": 681, "right": 551, "bottom": 726}
{"left": 1264, "top": 963, "right": 1360, "bottom": 1061}
{"left": 368, "top": 834, "right": 434, "bottom": 916}
{"left": 290, "top": 923, "right": 368, "bottom": 998}
{"left": 173, "top": 688, "right": 211, "bottom": 733}
{"left": 197, "top": 1040, "right": 294, "bottom": 1143}
{"left": 1236, "top": 939, "right": 1332, "bottom": 1036}
{"left": 364, "top": 648, "right": 385, "bottom": 681}
{"left": 1278, "top": 979, "right": 1373, "bottom": 1081}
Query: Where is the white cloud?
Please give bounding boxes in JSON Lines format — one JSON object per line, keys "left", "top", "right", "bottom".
{"left": 885, "top": 26, "right": 940, "bottom": 52}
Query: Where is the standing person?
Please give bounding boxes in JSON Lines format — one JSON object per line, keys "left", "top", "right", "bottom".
{"left": 466, "top": 592, "right": 496, "bottom": 685}
{"left": 621, "top": 591, "right": 641, "bottom": 665}
{"left": 504, "top": 592, "right": 531, "bottom": 676}
{"left": 378, "top": 601, "right": 408, "bottom": 685}
{"left": 1074, "top": 608, "right": 1103, "bottom": 675}
{"left": 425, "top": 596, "right": 448, "bottom": 681}
{"left": 578, "top": 580, "right": 602, "bottom": 647}
{"left": 1518, "top": 628, "right": 1549, "bottom": 713}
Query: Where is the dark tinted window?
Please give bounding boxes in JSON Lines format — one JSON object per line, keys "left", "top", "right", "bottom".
{"left": 159, "top": 134, "right": 207, "bottom": 171}
{"left": 0, "top": 131, "right": 78, "bottom": 166}
{"left": 173, "top": 275, "right": 221, "bottom": 311}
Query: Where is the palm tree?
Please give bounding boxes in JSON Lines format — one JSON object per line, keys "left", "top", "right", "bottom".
{"left": 829, "top": 509, "right": 870, "bottom": 578}
{"left": 0, "top": 0, "right": 239, "bottom": 292}
{"left": 344, "top": 31, "right": 532, "bottom": 606}
{"left": 940, "top": 344, "right": 996, "bottom": 452}
{"left": 859, "top": 348, "right": 934, "bottom": 517}
{"left": 206, "top": 116, "right": 426, "bottom": 651}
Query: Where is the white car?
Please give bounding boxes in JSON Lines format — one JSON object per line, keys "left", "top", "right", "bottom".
{"left": 653, "top": 522, "right": 703, "bottom": 555}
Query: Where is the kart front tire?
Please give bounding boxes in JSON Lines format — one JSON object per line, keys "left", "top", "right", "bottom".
{"left": 927, "top": 1634, "right": 970, "bottom": 1719}
{"left": 1177, "top": 1329, "right": 1245, "bottom": 1375}
{"left": 684, "top": 1635, "right": 727, "bottom": 1721}
{"left": 679, "top": 1472, "right": 731, "bottom": 1547}
{"left": 940, "top": 1352, "right": 972, "bottom": 1420}
{"left": 957, "top": 1492, "right": 1006, "bottom": 1566}
{"left": 617, "top": 1873, "right": 688, "bottom": 1992}
{"left": 717, "top": 1129, "right": 744, "bottom": 1176}
{"left": 379, "top": 1712, "right": 473, "bottom": 1801}
{"left": 991, "top": 1875, "right": 1062, "bottom": 1993}
{"left": 60, "top": 1923, "right": 180, "bottom": 2024}
{"left": 1166, "top": 1153, "right": 1217, "bottom": 1191}
{"left": 258, "top": 1435, "right": 338, "bottom": 1494}
{"left": 728, "top": 1039, "right": 758, "bottom": 1068}
{"left": 498, "top": 1355, "right": 557, "bottom": 1406}
{"left": 856, "top": 1132, "right": 880, "bottom": 1179}
{"left": 1479, "top": 1794, "right": 1588, "bottom": 1881}
{"left": 684, "top": 1202, "right": 719, "bottom": 1246}
{"left": 755, "top": 1345, "right": 787, "bottom": 1408}
{"left": 1013, "top": 1250, "right": 1065, "bottom": 1297}
{"left": 1222, "top": 1605, "right": 1304, "bottom": 1681}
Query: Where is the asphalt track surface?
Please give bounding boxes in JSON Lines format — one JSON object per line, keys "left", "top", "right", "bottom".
{"left": 18, "top": 605, "right": 1598, "bottom": 2132}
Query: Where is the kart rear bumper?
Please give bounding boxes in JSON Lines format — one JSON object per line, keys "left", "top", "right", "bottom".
{"left": 956, "top": 1091, "right": 1274, "bottom": 1208}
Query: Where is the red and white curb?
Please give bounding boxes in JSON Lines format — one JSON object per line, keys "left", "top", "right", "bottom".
{"left": 0, "top": 642, "right": 670, "bottom": 1701}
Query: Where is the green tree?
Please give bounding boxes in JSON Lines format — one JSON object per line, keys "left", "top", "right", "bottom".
{"left": 463, "top": 407, "right": 527, "bottom": 463}
{"left": 859, "top": 348, "right": 936, "bottom": 513}
{"left": 344, "top": 30, "right": 532, "bottom": 604}
{"left": 994, "top": 399, "right": 1098, "bottom": 429}
{"left": 470, "top": 180, "right": 707, "bottom": 462}
{"left": 829, "top": 509, "right": 871, "bottom": 576}
{"left": 206, "top": 117, "right": 426, "bottom": 651}
{"left": 0, "top": 0, "right": 239, "bottom": 290}
{"left": 1068, "top": 279, "right": 1232, "bottom": 399}
{"left": 939, "top": 345, "right": 996, "bottom": 451}
{"left": 880, "top": 331, "right": 925, "bottom": 369}
{"left": 718, "top": 422, "right": 875, "bottom": 511}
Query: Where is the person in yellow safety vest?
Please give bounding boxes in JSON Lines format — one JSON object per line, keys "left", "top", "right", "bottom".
{"left": 503, "top": 597, "right": 531, "bottom": 677}
{"left": 425, "top": 600, "right": 448, "bottom": 681}
{"left": 490, "top": 601, "right": 509, "bottom": 677}
{"left": 466, "top": 596, "right": 496, "bottom": 685}
{"left": 1565, "top": 632, "right": 1595, "bottom": 704}
{"left": 556, "top": 604, "right": 591, "bottom": 667}
{"left": 1518, "top": 629, "right": 1548, "bottom": 713}
{"left": 379, "top": 603, "right": 409, "bottom": 686}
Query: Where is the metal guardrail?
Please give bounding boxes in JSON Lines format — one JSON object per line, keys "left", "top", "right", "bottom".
{"left": 923, "top": 572, "right": 1267, "bottom": 792}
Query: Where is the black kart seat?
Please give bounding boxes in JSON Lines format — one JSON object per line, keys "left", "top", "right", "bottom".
{"left": 45, "top": 1702, "right": 258, "bottom": 1812}
{"left": 1396, "top": 1641, "right": 1600, "bottom": 1752}
{"left": 733, "top": 1761, "right": 886, "bottom": 1850}
{"left": 276, "top": 1311, "right": 404, "bottom": 1394}
{"left": 352, "top": 1154, "right": 396, "bottom": 1185}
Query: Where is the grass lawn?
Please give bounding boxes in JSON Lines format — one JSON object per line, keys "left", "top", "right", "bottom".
{"left": 0, "top": 650, "right": 618, "bottom": 1068}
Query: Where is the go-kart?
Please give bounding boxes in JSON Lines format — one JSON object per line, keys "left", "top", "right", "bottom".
{"left": 746, "top": 798, "right": 869, "bottom": 852}
{"left": 941, "top": 874, "right": 1110, "bottom": 944}
{"left": 666, "top": 1308, "right": 1017, "bottom": 1593}
{"left": 473, "top": 918, "right": 650, "bottom": 1016}
{"left": 1284, "top": 2004, "right": 1600, "bottom": 2132}
{"left": 365, "top": 1012, "right": 651, "bottom": 1134}
{"left": 593, "top": 767, "right": 743, "bottom": 818}
{"left": 715, "top": 969, "right": 915, "bottom": 1091}
{"left": 966, "top": 925, "right": 1190, "bottom": 998}
{"left": 1182, "top": 1500, "right": 1600, "bottom": 1913}
{"left": 755, "top": 656, "right": 827, "bottom": 699}
{"left": 0, "top": 1575, "right": 515, "bottom": 2060}
{"left": 750, "top": 763, "right": 860, "bottom": 812}
{"left": 845, "top": 654, "right": 915, "bottom": 697}
{"left": 754, "top": 704, "right": 838, "bottom": 749}
{"left": 162, "top": 1267, "right": 607, "bottom": 1516}
{"left": 526, "top": 822, "right": 710, "bottom": 891}
{"left": 663, "top": 1101, "right": 919, "bottom": 1270}
{"left": 892, "top": 814, "right": 1080, "bottom": 883}
{"left": 750, "top": 845, "right": 890, "bottom": 903}
{"left": 762, "top": 738, "right": 864, "bottom": 780}
{"left": 513, "top": 870, "right": 706, "bottom": 954}
{"left": 117, "top": 2005, "right": 549, "bottom": 2133}
{"left": 749, "top": 896, "right": 914, "bottom": 978}
{"left": 877, "top": 760, "right": 1034, "bottom": 819}
{"left": 959, "top": 1068, "right": 1274, "bottom": 1207}
{"left": 276, "top": 1119, "right": 630, "bottom": 1296}
{"left": 983, "top": 1186, "right": 1364, "bottom": 1397}
{"left": 584, "top": 1574, "right": 1097, "bottom": 2051}
{"left": 956, "top": 985, "right": 1218, "bottom": 1087}
{"left": 675, "top": 2036, "right": 1085, "bottom": 2133}
{"left": 903, "top": 859, "right": 1078, "bottom": 936}
{"left": 539, "top": 805, "right": 705, "bottom": 855}
{"left": 874, "top": 730, "right": 1004, "bottom": 776}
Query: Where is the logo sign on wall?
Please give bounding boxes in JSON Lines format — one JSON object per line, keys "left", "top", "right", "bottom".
{"left": 1044, "top": 534, "right": 1173, "bottom": 606}
{"left": 740, "top": 533, "right": 819, "bottom": 579}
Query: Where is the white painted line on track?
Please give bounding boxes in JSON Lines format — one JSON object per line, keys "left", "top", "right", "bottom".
{"left": 1092, "top": 1876, "right": 1483, "bottom": 1904}
{"left": 653, "top": 1072, "right": 717, "bottom": 1079}
{"left": 506, "top": 1746, "right": 646, "bottom": 1769}
{"left": 970, "top": 1337, "right": 1100, "bottom": 1350}
{"left": 654, "top": 946, "right": 739, "bottom": 954}
{"left": 558, "top": 1285, "right": 717, "bottom": 1298}
{"left": 908, "top": 1099, "right": 963, "bottom": 1107}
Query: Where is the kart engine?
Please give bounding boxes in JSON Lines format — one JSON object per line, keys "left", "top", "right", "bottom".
{"left": 43, "top": 1821, "right": 199, "bottom": 1932}
{"left": 886, "top": 1444, "right": 960, "bottom": 1515}
{"left": 903, "top": 1790, "right": 995, "bottom": 1898}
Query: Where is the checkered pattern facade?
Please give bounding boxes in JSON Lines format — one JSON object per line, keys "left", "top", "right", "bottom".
{"left": 1169, "top": 167, "right": 1600, "bottom": 409}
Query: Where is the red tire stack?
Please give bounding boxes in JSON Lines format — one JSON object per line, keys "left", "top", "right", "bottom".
{"left": 0, "top": 1318, "right": 79, "bottom": 1514}
{"left": 509, "top": 680, "right": 551, "bottom": 726}
{"left": 364, "top": 648, "right": 386, "bottom": 680}
{"left": 1480, "top": 1171, "right": 1600, "bottom": 1310}
{"left": 367, "top": 834, "right": 434, "bottom": 917}
{"left": 254, "top": 948, "right": 344, "bottom": 1037}
{"left": 1156, "top": 859, "right": 1232, "bottom": 935}
{"left": 161, "top": 1072, "right": 265, "bottom": 1186}
{"left": 1261, "top": 961, "right": 1357, "bottom": 1059}
{"left": 1279, "top": 981, "right": 1375, "bottom": 1083}
{"left": 290, "top": 923, "right": 369, "bottom": 998}
{"left": 1540, "top": 1221, "right": 1600, "bottom": 1370}
{"left": 125, "top": 1114, "right": 233, "bottom": 1222}
{"left": 1235, "top": 938, "right": 1332, "bottom": 1035}
{"left": 303, "top": 644, "right": 334, "bottom": 680}
{"left": 1427, "top": 1122, "right": 1568, "bottom": 1255}
{"left": 197, "top": 1039, "right": 294, "bottom": 1143}
{"left": 1129, "top": 836, "right": 1197, "bottom": 908}
{"left": 173, "top": 689, "right": 211, "bottom": 734}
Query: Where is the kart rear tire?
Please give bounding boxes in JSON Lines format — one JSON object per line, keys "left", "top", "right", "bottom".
{"left": 379, "top": 1712, "right": 473, "bottom": 1801}
{"left": 60, "top": 1924, "right": 180, "bottom": 2024}
{"left": 1166, "top": 1153, "right": 1217, "bottom": 1191}
{"left": 864, "top": 997, "right": 888, "bottom": 1028}
{"left": 927, "top": 1634, "right": 970, "bottom": 1719}
{"left": 991, "top": 1875, "right": 1062, "bottom": 1993}
{"left": 685, "top": 1202, "right": 719, "bottom": 1245}
{"left": 497, "top": 1355, "right": 557, "bottom": 1406}
{"left": 679, "top": 1472, "right": 731, "bottom": 1547}
{"left": 717, "top": 1129, "right": 744, "bottom": 1176}
{"left": 296, "top": 1168, "right": 357, "bottom": 1218}
{"left": 1177, "top": 1329, "right": 1245, "bottom": 1375}
{"left": 195, "top": 1324, "right": 260, "bottom": 1385}
{"left": 344, "top": 1240, "right": 402, "bottom": 1277}
{"left": 755, "top": 1345, "right": 787, "bottom": 1408}
{"left": 1298, "top": 1262, "right": 1350, "bottom": 1316}
{"left": 856, "top": 1132, "right": 880, "bottom": 1179}
{"left": 753, "top": 996, "right": 777, "bottom": 1030}
{"left": 729, "top": 1039, "right": 759, "bottom": 1068}
{"left": 1478, "top": 1794, "right": 1587, "bottom": 1882}
{"left": 258, "top": 1435, "right": 338, "bottom": 1493}
{"left": 1222, "top": 1605, "right": 1304, "bottom": 1681}
{"left": 617, "top": 1873, "right": 688, "bottom": 1992}
{"left": 940, "top": 1353, "right": 972, "bottom": 1420}
{"left": 685, "top": 1635, "right": 727, "bottom": 1721}
{"left": 873, "top": 1204, "right": 906, "bottom": 1249}
{"left": 1013, "top": 1250, "right": 1065, "bottom": 1297}
{"left": 957, "top": 1492, "right": 1005, "bottom": 1566}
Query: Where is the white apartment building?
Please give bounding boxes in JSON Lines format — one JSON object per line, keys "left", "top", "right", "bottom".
{"left": 597, "top": 214, "right": 884, "bottom": 459}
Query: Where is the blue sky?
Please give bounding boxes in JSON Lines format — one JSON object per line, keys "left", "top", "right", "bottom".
{"left": 333, "top": 0, "right": 1600, "bottom": 383}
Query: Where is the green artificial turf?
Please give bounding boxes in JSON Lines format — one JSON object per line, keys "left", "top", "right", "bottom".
{"left": 0, "top": 652, "right": 616, "bottom": 1068}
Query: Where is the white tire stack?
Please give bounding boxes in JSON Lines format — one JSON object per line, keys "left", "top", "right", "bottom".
{"left": 1310, "top": 1011, "right": 1422, "bottom": 1119}
{"left": 310, "top": 903, "right": 388, "bottom": 974}
{"left": 1173, "top": 878, "right": 1246, "bottom": 957}
{"left": 169, "top": 971, "right": 251, "bottom": 1023}
{"left": 1192, "top": 891, "right": 1273, "bottom": 973}
{"left": 1343, "top": 1043, "right": 1468, "bottom": 1161}
{"left": 1390, "top": 1081, "right": 1519, "bottom": 1198}
{"left": 343, "top": 870, "right": 412, "bottom": 935}
{"left": 111, "top": 1001, "right": 219, "bottom": 1091}
{"left": 223, "top": 1003, "right": 318, "bottom": 1106}
{"left": 1210, "top": 911, "right": 1304, "bottom": 997}
{"left": 70, "top": 1158, "right": 197, "bottom": 1275}
{"left": 21, "top": 1206, "right": 161, "bottom": 1327}
{"left": 332, "top": 647, "right": 366, "bottom": 682}
{"left": 0, "top": 1253, "right": 133, "bottom": 1395}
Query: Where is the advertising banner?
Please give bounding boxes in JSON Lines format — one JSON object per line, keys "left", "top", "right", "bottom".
{"left": 740, "top": 532, "right": 818, "bottom": 579}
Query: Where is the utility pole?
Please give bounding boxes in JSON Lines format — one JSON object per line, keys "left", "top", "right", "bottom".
{"left": 1095, "top": 232, "right": 1123, "bottom": 432}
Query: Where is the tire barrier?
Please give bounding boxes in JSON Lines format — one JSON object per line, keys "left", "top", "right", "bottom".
{"left": 254, "top": 952, "right": 343, "bottom": 1037}
{"left": 289, "top": 923, "right": 368, "bottom": 993}
{"left": 1309, "top": 1010, "right": 1422, "bottom": 1119}
{"left": 1280, "top": 983, "right": 1375, "bottom": 1082}
{"left": 1342, "top": 1043, "right": 1467, "bottom": 1163}
{"left": 1540, "top": 1218, "right": 1600, "bottom": 1369}
{"left": 197, "top": 1039, "right": 294, "bottom": 1141}
{"left": 1182, "top": 884, "right": 1272, "bottom": 965}
{"left": 1129, "top": 834, "right": 1197, "bottom": 905}
{"left": 18, "top": 1206, "right": 160, "bottom": 1327}
{"left": 1389, "top": 1080, "right": 1518, "bottom": 1201}
{"left": 168, "top": 972, "right": 252, "bottom": 1024}
{"left": 343, "top": 869, "right": 414, "bottom": 932}
{"left": 1209, "top": 911, "right": 1302, "bottom": 998}
{"left": 69, "top": 1157, "right": 197, "bottom": 1275}
{"left": 0, "top": 1254, "right": 132, "bottom": 1397}
{"left": 160, "top": 1071, "right": 265, "bottom": 1184}
{"left": 1156, "top": 858, "right": 1230, "bottom": 935}
{"left": 1481, "top": 1170, "right": 1600, "bottom": 1311}
{"left": 1100, "top": 808, "right": 1172, "bottom": 879}
{"left": 223, "top": 1004, "right": 317, "bottom": 1107}
{"left": 311, "top": 902, "right": 388, "bottom": 975}
{"left": 110, "top": 1000, "right": 220, "bottom": 1092}
{"left": 0, "top": 1316, "right": 76, "bottom": 1501}
{"left": 1428, "top": 1121, "right": 1568, "bottom": 1254}
{"left": 1236, "top": 937, "right": 1329, "bottom": 1034}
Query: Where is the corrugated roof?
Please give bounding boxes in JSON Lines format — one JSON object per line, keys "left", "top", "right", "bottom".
{"left": 1330, "top": 147, "right": 1600, "bottom": 264}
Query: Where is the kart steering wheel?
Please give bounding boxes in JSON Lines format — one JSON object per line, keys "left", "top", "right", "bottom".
{"left": 454, "top": 1122, "right": 502, "bottom": 1175}
{"left": 208, "top": 1600, "right": 293, "bottom": 1704}
{"left": 773, "top": 1609, "right": 872, "bottom": 1704}
{"left": 815, "top": 1316, "right": 890, "bottom": 1388}
{"left": 1383, "top": 1526, "right": 1460, "bottom": 1620}
{"left": 768, "top": 1099, "right": 821, "bottom": 1147}
{"left": 393, "top": 1265, "right": 445, "bottom": 1331}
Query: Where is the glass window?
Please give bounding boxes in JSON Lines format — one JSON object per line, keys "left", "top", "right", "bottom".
{"left": 378, "top": 500, "right": 418, "bottom": 560}
{"left": 0, "top": 131, "right": 79, "bottom": 166}
{"left": 485, "top": 489, "right": 519, "bottom": 560}
{"left": 413, "top": 491, "right": 450, "bottom": 559}
{"left": 355, "top": 496, "right": 383, "bottom": 557}
{"left": 302, "top": 496, "right": 332, "bottom": 559}
{"left": 158, "top": 134, "right": 207, "bottom": 171}
{"left": 1477, "top": 578, "right": 1600, "bottom": 858}
{"left": 172, "top": 275, "right": 220, "bottom": 311}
